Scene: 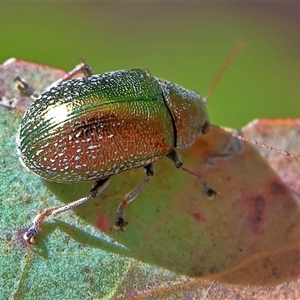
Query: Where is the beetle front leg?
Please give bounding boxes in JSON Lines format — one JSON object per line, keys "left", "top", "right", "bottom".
{"left": 114, "top": 163, "right": 154, "bottom": 231}
{"left": 14, "top": 76, "right": 40, "bottom": 99}
{"left": 166, "top": 148, "right": 218, "bottom": 200}
{"left": 24, "top": 177, "right": 111, "bottom": 244}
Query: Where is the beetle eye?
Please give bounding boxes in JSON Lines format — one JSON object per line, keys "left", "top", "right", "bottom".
{"left": 201, "top": 121, "right": 210, "bottom": 134}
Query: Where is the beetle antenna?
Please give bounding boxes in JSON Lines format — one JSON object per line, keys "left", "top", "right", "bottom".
{"left": 232, "top": 133, "right": 300, "bottom": 160}
{"left": 203, "top": 39, "right": 246, "bottom": 103}
{"left": 203, "top": 41, "right": 299, "bottom": 160}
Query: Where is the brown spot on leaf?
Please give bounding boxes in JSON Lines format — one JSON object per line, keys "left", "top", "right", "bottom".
{"left": 248, "top": 195, "right": 265, "bottom": 235}
{"left": 95, "top": 213, "right": 109, "bottom": 232}
{"left": 191, "top": 212, "right": 206, "bottom": 223}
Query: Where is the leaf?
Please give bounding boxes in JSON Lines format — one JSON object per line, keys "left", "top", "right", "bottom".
{"left": 1, "top": 59, "right": 299, "bottom": 299}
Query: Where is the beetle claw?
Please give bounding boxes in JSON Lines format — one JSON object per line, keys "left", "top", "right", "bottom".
{"left": 199, "top": 179, "right": 219, "bottom": 200}
{"left": 204, "top": 186, "right": 219, "bottom": 200}
{"left": 114, "top": 216, "right": 128, "bottom": 231}
{"left": 23, "top": 226, "right": 39, "bottom": 244}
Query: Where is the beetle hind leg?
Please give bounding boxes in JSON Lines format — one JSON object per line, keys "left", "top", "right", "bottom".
{"left": 166, "top": 148, "right": 218, "bottom": 199}
{"left": 114, "top": 163, "right": 154, "bottom": 231}
{"left": 23, "top": 177, "right": 111, "bottom": 244}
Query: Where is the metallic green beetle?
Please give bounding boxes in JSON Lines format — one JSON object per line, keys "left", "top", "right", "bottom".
{"left": 16, "top": 64, "right": 212, "bottom": 244}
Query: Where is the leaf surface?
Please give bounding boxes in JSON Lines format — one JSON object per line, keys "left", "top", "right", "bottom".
{"left": 1, "top": 60, "right": 299, "bottom": 299}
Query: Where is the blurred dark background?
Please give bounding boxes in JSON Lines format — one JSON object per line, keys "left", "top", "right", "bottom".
{"left": 1, "top": 2, "right": 299, "bottom": 128}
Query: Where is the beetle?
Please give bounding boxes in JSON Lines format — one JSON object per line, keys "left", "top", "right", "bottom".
{"left": 16, "top": 63, "right": 216, "bottom": 244}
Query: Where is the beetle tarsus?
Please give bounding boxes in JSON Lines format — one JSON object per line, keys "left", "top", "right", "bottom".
{"left": 23, "top": 226, "right": 39, "bottom": 244}
{"left": 23, "top": 211, "right": 47, "bottom": 244}
{"left": 205, "top": 187, "right": 218, "bottom": 200}
{"left": 14, "top": 76, "right": 39, "bottom": 98}
{"left": 114, "top": 216, "right": 128, "bottom": 231}
{"left": 81, "top": 63, "right": 94, "bottom": 77}
{"left": 200, "top": 180, "right": 219, "bottom": 200}
{"left": 181, "top": 166, "right": 218, "bottom": 200}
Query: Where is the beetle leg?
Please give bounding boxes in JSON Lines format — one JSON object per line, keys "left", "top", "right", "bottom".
{"left": 199, "top": 180, "right": 219, "bottom": 200}
{"left": 114, "top": 163, "right": 154, "bottom": 231}
{"left": 166, "top": 148, "right": 219, "bottom": 199}
{"left": 15, "top": 63, "right": 94, "bottom": 101}
{"left": 166, "top": 148, "right": 183, "bottom": 168}
{"left": 24, "top": 177, "right": 111, "bottom": 244}
{"left": 52, "top": 62, "right": 94, "bottom": 86}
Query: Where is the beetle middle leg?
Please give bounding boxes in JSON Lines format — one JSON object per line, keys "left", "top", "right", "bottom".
{"left": 52, "top": 62, "right": 94, "bottom": 86}
{"left": 166, "top": 148, "right": 218, "bottom": 200}
{"left": 24, "top": 177, "right": 111, "bottom": 244}
{"left": 114, "top": 163, "right": 155, "bottom": 231}
{"left": 15, "top": 62, "right": 94, "bottom": 101}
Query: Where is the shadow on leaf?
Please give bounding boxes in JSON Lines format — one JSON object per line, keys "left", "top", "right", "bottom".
{"left": 40, "top": 125, "right": 300, "bottom": 285}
